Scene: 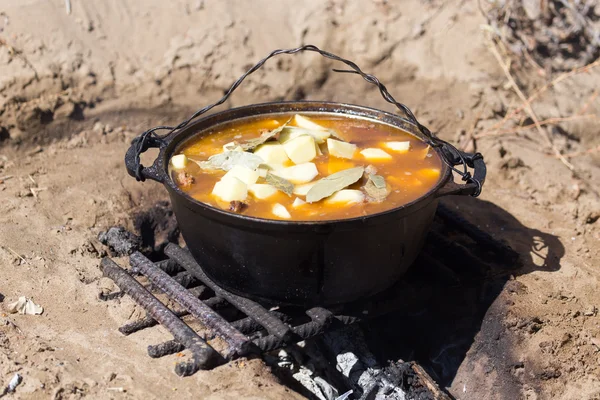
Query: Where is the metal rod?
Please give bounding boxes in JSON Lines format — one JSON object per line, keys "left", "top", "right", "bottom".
{"left": 417, "top": 253, "right": 461, "bottom": 286}
{"left": 436, "top": 204, "right": 519, "bottom": 265}
{"left": 155, "top": 258, "right": 184, "bottom": 275}
{"left": 427, "top": 231, "right": 488, "bottom": 276}
{"left": 253, "top": 315, "right": 358, "bottom": 352}
{"left": 148, "top": 340, "right": 185, "bottom": 358}
{"left": 130, "top": 252, "right": 256, "bottom": 358}
{"left": 100, "top": 258, "right": 224, "bottom": 375}
{"left": 165, "top": 244, "right": 293, "bottom": 341}
{"left": 118, "top": 295, "right": 228, "bottom": 336}
{"left": 172, "top": 271, "right": 200, "bottom": 288}
{"left": 119, "top": 309, "right": 187, "bottom": 335}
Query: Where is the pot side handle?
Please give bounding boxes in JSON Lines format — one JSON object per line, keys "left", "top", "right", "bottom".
{"left": 125, "top": 135, "right": 167, "bottom": 183}
{"left": 436, "top": 147, "right": 486, "bottom": 197}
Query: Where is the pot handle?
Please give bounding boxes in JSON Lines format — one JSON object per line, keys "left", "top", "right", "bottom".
{"left": 128, "top": 45, "right": 483, "bottom": 195}
{"left": 436, "top": 145, "right": 486, "bottom": 197}
{"left": 125, "top": 134, "right": 168, "bottom": 182}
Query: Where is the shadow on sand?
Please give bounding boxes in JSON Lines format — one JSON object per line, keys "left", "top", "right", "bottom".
{"left": 361, "top": 196, "right": 564, "bottom": 397}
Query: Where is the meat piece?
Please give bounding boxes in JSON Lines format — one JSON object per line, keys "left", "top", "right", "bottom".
{"left": 229, "top": 200, "right": 248, "bottom": 213}
{"left": 175, "top": 171, "right": 195, "bottom": 188}
{"left": 365, "top": 164, "right": 378, "bottom": 175}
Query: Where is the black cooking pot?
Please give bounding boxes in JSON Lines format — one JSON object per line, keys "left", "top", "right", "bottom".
{"left": 124, "top": 46, "right": 486, "bottom": 306}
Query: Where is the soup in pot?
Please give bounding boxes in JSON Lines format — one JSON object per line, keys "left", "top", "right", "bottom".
{"left": 170, "top": 113, "right": 443, "bottom": 221}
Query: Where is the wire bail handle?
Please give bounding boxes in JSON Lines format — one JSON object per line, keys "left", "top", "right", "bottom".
{"left": 130, "top": 44, "right": 483, "bottom": 196}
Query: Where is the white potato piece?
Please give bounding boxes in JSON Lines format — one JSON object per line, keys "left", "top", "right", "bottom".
{"left": 212, "top": 176, "right": 248, "bottom": 202}
{"left": 280, "top": 127, "right": 330, "bottom": 144}
{"left": 360, "top": 148, "right": 392, "bottom": 161}
{"left": 223, "top": 142, "right": 243, "bottom": 152}
{"left": 171, "top": 154, "right": 188, "bottom": 170}
{"left": 324, "top": 189, "right": 365, "bottom": 205}
{"left": 257, "top": 167, "right": 268, "bottom": 178}
{"left": 384, "top": 141, "right": 411, "bottom": 152}
{"left": 248, "top": 184, "right": 278, "bottom": 200}
{"left": 421, "top": 145, "right": 432, "bottom": 159}
{"left": 272, "top": 203, "right": 291, "bottom": 219}
{"left": 222, "top": 165, "right": 260, "bottom": 185}
{"left": 327, "top": 139, "right": 357, "bottom": 159}
{"left": 253, "top": 142, "right": 290, "bottom": 165}
{"left": 273, "top": 163, "right": 319, "bottom": 184}
{"left": 283, "top": 135, "right": 317, "bottom": 164}
{"left": 292, "top": 197, "right": 306, "bottom": 208}
{"left": 293, "top": 182, "right": 316, "bottom": 196}
{"left": 294, "top": 114, "right": 328, "bottom": 131}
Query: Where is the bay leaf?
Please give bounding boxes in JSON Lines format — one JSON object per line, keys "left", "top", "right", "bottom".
{"left": 194, "top": 151, "right": 264, "bottom": 171}
{"left": 363, "top": 174, "right": 390, "bottom": 202}
{"left": 240, "top": 118, "right": 292, "bottom": 151}
{"left": 266, "top": 172, "right": 294, "bottom": 196}
{"left": 306, "top": 166, "right": 364, "bottom": 203}
{"left": 370, "top": 174, "right": 386, "bottom": 189}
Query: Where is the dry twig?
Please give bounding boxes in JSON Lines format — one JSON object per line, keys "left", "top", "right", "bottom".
{"left": 577, "top": 89, "right": 599, "bottom": 116}
{"left": 485, "top": 58, "right": 600, "bottom": 133}
{"left": 474, "top": 114, "right": 597, "bottom": 139}
{"left": 487, "top": 38, "right": 575, "bottom": 170}
{"left": 559, "top": 145, "right": 600, "bottom": 159}
{"left": 4, "top": 246, "right": 27, "bottom": 264}
{"left": 0, "top": 37, "right": 39, "bottom": 81}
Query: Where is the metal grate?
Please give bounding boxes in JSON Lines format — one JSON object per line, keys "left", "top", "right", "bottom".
{"left": 99, "top": 203, "right": 518, "bottom": 396}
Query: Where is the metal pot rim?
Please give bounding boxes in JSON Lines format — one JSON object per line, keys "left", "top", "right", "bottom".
{"left": 157, "top": 100, "right": 452, "bottom": 227}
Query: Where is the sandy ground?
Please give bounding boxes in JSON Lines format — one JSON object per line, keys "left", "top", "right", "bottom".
{"left": 0, "top": 0, "right": 599, "bottom": 399}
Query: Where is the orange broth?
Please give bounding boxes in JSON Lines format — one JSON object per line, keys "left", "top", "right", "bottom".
{"left": 172, "top": 114, "right": 443, "bottom": 221}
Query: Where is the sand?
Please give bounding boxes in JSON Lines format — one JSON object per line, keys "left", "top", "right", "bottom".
{"left": 0, "top": 0, "right": 599, "bottom": 398}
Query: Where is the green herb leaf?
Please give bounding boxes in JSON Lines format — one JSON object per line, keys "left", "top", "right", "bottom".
{"left": 363, "top": 174, "right": 390, "bottom": 202}
{"left": 370, "top": 174, "right": 386, "bottom": 189}
{"left": 266, "top": 172, "right": 294, "bottom": 196}
{"left": 240, "top": 118, "right": 292, "bottom": 151}
{"left": 195, "top": 151, "right": 264, "bottom": 171}
{"left": 306, "top": 166, "right": 364, "bottom": 203}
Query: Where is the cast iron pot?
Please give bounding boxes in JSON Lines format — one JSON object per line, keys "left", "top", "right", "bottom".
{"left": 125, "top": 101, "right": 485, "bottom": 306}
{"left": 124, "top": 46, "right": 486, "bottom": 306}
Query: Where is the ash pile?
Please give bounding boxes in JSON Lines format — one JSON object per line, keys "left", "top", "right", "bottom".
{"left": 267, "top": 326, "right": 448, "bottom": 400}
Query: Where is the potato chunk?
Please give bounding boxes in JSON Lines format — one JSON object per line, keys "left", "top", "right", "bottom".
{"left": 324, "top": 189, "right": 365, "bottom": 205}
{"left": 222, "top": 165, "right": 260, "bottom": 185}
{"left": 257, "top": 167, "right": 268, "bottom": 178}
{"left": 280, "top": 127, "right": 329, "bottom": 144}
{"left": 212, "top": 176, "right": 248, "bottom": 202}
{"left": 170, "top": 154, "right": 188, "bottom": 170}
{"left": 223, "top": 142, "right": 243, "bottom": 152}
{"left": 272, "top": 203, "right": 291, "bottom": 219}
{"left": 292, "top": 197, "right": 306, "bottom": 208}
{"left": 327, "top": 139, "right": 357, "bottom": 159}
{"left": 293, "top": 114, "right": 328, "bottom": 131}
{"left": 360, "top": 148, "right": 392, "bottom": 161}
{"left": 283, "top": 135, "right": 317, "bottom": 164}
{"left": 273, "top": 163, "right": 319, "bottom": 184}
{"left": 248, "top": 183, "right": 278, "bottom": 200}
{"left": 292, "top": 182, "right": 316, "bottom": 196}
{"left": 253, "top": 142, "right": 290, "bottom": 166}
{"left": 384, "top": 141, "right": 411, "bottom": 152}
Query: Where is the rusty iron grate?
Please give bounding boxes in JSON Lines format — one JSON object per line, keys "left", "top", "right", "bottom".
{"left": 98, "top": 203, "right": 519, "bottom": 397}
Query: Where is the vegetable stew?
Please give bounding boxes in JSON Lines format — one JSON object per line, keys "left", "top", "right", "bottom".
{"left": 170, "top": 114, "right": 443, "bottom": 221}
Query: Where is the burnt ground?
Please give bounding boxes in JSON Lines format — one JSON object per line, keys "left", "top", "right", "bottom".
{"left": 1, "top": 1, "right": 600, "bottom": 399}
